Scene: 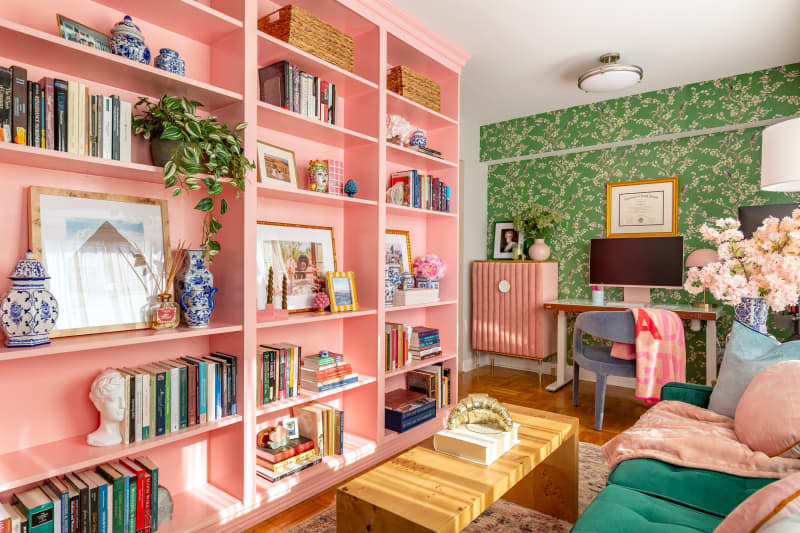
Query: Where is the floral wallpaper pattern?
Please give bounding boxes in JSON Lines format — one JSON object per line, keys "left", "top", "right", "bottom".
{"left": 481, "top": 65, "right": 800, "bottom": 384}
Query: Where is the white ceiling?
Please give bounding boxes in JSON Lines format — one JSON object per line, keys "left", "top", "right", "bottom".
{"left": 391, "top": 0, "right": 800, "bottom": 127}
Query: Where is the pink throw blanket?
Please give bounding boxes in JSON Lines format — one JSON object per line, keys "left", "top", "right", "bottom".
{"left": 610, "top": 308, "right": 685, "bottom": 404}
{"left": 603, "top": 401, "right": 800, "bottom": 479}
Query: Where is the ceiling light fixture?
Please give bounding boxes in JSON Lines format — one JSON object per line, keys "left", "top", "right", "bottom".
{"left": 577, "top": 52, "right": 643, "bottom": 93}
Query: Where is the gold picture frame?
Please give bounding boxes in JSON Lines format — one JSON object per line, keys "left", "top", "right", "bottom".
{"left": 326, "top": 271, "right": 358, "bottom": 312}
{"left": 385, "top": 229, "right": 412, "bottom": 273}
{"left": 606, "top": 177, "right": 679, "bottom": 238}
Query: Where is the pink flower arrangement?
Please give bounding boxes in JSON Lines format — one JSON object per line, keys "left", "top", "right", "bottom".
{"left": 685, "top": 211, "right": 800, "bottom": 311}
{"left": 413, "top": 254, "right": 447, "bottom": 280}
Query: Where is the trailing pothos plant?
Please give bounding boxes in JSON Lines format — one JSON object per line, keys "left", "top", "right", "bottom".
{"left": 132, "top": 95, "right": 254, "bottom": 262}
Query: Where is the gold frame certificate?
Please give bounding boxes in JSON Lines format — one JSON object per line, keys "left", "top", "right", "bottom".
{"left": 606, "top": 177, "right": 678, "bottom": 237}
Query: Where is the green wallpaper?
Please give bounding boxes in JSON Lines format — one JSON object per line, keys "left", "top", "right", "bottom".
{"left": 481, "top": 65, "right": 800, "bottom": 384}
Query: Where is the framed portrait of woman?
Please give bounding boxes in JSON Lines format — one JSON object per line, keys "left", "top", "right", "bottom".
{"left": 492, "top": 221, "right": 523, "bottom": 259}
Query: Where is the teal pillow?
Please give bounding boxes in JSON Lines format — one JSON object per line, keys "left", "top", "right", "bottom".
{"left": 708, "top": 321, "right": 800, "bottom": 418}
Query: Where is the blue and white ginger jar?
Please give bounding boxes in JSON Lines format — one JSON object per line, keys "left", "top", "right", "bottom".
{"left": 409, "top": 129, "right": 427, "bottom": 148}
{"left": 415, "top": 276, "right": 439, "bottom": 290}
{"left": 110, "top": 16, "right": 151, "bottom": 65}
{"left": 176, "top": 250, "right": 218, "bottom": 328}
{"left": 1, "top": 250, "right": 59, "bottom": 347}
{"left": 734, "top": 297, "right": 769, "bottom": 334}
{"left": 385, "top": 275, "right": 396, "bottom": 305}
{"left": 400, "top": 272, "right": 414, "bottom": 291}
{"left": 155, "top": 48, "right": 185, "bottom": 76}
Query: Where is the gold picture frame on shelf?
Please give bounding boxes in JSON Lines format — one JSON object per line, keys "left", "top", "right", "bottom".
{"left": 606, "top": 177, "right": 679, "bottom": 238}
{"left": 326, "top": 271, "right": 358, "bottom": 312}
{"left": 385, "top": 229, "right": 412, "bottom": 273}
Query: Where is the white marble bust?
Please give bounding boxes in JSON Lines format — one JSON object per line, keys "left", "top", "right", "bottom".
{"left": 87, "top": 369, "right": 126, "bottom": 446}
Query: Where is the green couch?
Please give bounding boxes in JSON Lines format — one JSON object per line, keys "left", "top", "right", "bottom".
{"left": 571, "top": 383, "right": 775, "bottom": 533}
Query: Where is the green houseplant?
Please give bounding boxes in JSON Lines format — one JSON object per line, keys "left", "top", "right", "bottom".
{"left": 513, "top": 204, "right": 563, "bottom": 260}
{"left": 132, "top": 95, "right": 254, "bottom": 261}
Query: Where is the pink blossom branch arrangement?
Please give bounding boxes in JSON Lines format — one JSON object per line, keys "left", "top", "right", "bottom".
{"left": 685, "top": 211, "right": 800, "bottom": 311}
{"left": 413, "top": 254, "right": 447, "bottom": 280}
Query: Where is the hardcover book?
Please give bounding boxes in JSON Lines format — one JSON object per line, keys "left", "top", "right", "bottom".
{"left": 11, "top": 66, "right": 26, "bottom": 145}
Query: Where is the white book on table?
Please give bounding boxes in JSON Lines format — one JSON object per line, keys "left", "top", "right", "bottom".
{"left": 434, "top": 423, "right": 520, "bottom": 466}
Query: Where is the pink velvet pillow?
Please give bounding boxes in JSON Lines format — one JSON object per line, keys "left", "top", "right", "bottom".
{"left": 714, "top": 471, "right": 800, "bottom": 532}
{"left": 735, "top": 360, "right": 800, "bottom": 458}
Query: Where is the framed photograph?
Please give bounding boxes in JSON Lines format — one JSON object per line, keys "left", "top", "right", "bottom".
{"left": 257, "top": 141, "right": 297, "bottom": 188}
{"left": 606, "top": 177, "right": 679, "bottom": 237}
{"left": 29, "top": 186, "right": 170, "bottom": 337}
{"left": 326, "top": 272, "right": 358, "bottom": 313}
{"left": 492, "top": 221, "right": 523, "bottom": 259}
{"left": 283, "top": 417, "right": 299, "bottom": 439}
{"left": 256, "top": 222, "right": 336, "bottom": 312}
{"left": 385, "top": 230, "right": 412, "bottom": 273}
{"left": 56, "top": 14, "right": 111, "bottom": 53}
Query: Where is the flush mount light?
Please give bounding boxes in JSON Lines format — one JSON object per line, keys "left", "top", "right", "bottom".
{"left": 577, "top": 52, "right": 643, "bottom": 93}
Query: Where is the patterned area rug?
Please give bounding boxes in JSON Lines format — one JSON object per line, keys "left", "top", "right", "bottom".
{"left": 287, "top": 442, "right": 608, "bottom": 533}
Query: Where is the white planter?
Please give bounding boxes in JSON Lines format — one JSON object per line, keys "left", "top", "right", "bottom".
{"left": 529, "top": 239, "right": 551, "bottom": 261}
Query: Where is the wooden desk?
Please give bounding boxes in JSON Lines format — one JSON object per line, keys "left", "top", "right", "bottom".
{"left": 543, "top": 298, "right": 722, "bottom": 392}
{"left": 336, "top": 405, "right": 579, "bottom": 533}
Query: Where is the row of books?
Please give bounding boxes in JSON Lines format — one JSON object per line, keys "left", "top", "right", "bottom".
{"left": 407, "top": 362, "right": 451, "bottom": 409}
{"left": 384, "top": 388, "right": 436, "bottom": 433}
{"left": 389, "top": 170, "right": 451, "bottom": 212}
{"left": 116, "top": 352, "right": 238, "bottom": 444}
{"left": 385, "top": 323, "right": 442, "bottom": 371}
{"left": 258, "top": 343, "right": 300, "bottom": 405}
{"left": 0, "top": 65, "right": 132, "bottom": 161}
{"left": 0, "top": 456, "right": 159, "bottom": 533}
{"left": 258, "top": 61, "right": 337, "bottom": 125}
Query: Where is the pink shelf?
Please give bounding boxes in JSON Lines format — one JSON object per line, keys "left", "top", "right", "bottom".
{"left": 386, "top": 203, "right": 457, "bottom": 219}
{"left": 93, "top": 0, "right": 243, "bottom": 44}
{"left": 386, "top": 91, "right": 457, "bottom": 130}
{"left": 160, "top": 484, "right": 243, "bottom": 533}
{"left": 386, "top": 299, "right": 458, "bottom": 312}
{"left": 255, "top": 376, "right": 376, "bottom": 417}
{"left": 257, "top": 31, "right": 378, "bottom": 98}
{"left": 0, "top": 415, "right": 242, "bottom": 493}
{"left": 386, "top": 142, "right": 458, "bottom": 169}
{"left": 0, "top": 18, "right": 242, "bottom": 109}
{"left": 257, "top": 183, "right": 377, "bottom": 208}
{"left": 257, "top": 102, "right": 377, "bottom": 146}
{"left": 257, "top": 308, "right": 377, "bottom": 329}
{"left": 0, "top": 323, "right": 243, "bottom": 362}
{"left": 385, "top": 352, "right": 458, "bottom": 379}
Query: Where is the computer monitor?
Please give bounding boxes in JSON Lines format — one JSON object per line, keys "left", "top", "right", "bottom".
{"left": 738, "top": 203, "right": 799, "bottom": 238}
{"left": 589, "top": 236, "right": 684, "bottom": 303}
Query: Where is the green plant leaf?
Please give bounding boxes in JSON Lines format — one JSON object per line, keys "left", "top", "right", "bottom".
{"left": 209, "top": 217, "right": 222, "bottom": 233}
{"left": 183, "top": 145, "right": 200, "bottom": 164}
{"left": 165, "top": 175, "right": 177, "bottom": 188}
{"left": 235, "top": 122, "right": 247, "bottom": 131}
{"left": 194, "top": 197, "right": 214, "bottom": 212}
{"left": 164, "top": 160, "right": 177, "bottom": 179}
{"left": 208, "top": 240, "right": 221, "bottom": 251}
{"left": 161, "top": 125, "right": 182, "bottom": 140}
{"left": 172, "top": 187, "right": 182, "bottom": 196}
{"left": 220, "top": 198, "right": 228, "bottom": 214}
{"left": 185, "top": 121, "right": 202, "bottom": 139}
{"left": 208, "top": 182, "right": 224, "bottom": 196}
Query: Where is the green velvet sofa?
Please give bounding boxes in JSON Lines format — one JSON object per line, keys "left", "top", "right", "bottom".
{"left": 570, "top": 382, "right": 775, "bottom": 533}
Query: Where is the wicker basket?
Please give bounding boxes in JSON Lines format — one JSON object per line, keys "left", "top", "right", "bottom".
{"left": 387, "top": 65, "right": 441, "bottom": 112}
{"left": 258, "top": 5, "right": 354, "bottom": 72}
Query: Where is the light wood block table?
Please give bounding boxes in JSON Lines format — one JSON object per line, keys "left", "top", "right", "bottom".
{"left": 336, "top": 405, "right": 579, "bottom": 533}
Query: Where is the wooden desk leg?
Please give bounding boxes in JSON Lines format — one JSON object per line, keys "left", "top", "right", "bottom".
{"left": 706, "top": 320, "right": 717, "bottom": 386}
{"left": 337, "top": 487, "right": 433, "bottom": 533}
{"left": 546, "top": 310, "right": 572, "bottom": 392}
{"left": 503, "top": 429, "right": 579, "bottom": 523}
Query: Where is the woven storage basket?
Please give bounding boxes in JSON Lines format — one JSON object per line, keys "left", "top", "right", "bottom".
{"left": 387, "top": 65, "right": 440, "bottom": 112}
{"left": 258, "top": 5, "right": 354, "bottom": 72}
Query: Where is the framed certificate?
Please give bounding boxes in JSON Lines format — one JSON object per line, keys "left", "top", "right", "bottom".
{"left": 606, "top": 177, "right": 678, "bottom": 237}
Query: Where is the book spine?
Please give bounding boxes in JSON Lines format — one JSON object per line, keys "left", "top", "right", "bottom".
{"left": 133, "top": 473, "right": 144, "bottom": 532}
{"left": 215, "top": 364, "right": 222, "bottom": 419}
{"left": 170, "top": 368, "right": 180, "bottom": 432}
{"left": 206, "top": 362, "right": 215, "bottom": 422}
{"left": 127, "top": 374, "right": 135, "bottom": 444}
{"left": 126, "top": 480, "right": 134, "bottom": 533}
{"left": 26, "top": 81, "right": 33, "bottom": 146}
{"left": 134, "top": 373, "right": 143, "bottom": 441}
{"left": 69, "top": 495, "right": 78, "bottom": 533}
{"left": 11, "top": 66, "right": 26, "bottom": 145}
{"left": 141, "top": 374, "right": 150, "bottom": 440}
{"left": 155, "top": 373, "right": 165, "bottom": 436}
{"left": 198, "top": 361, "right": 207, "bottom": 424}
{"left": 78, "top": 84, "right": 87, "bottom": 155}
{"left": 111, "top": 96, "right": 120, "bottom": 161}
{"left": 186, "top": 363, "right": 197, "bottom": 426}
{"left": 0, "top": 66, "right": 10, "bottom": 142}
{"left": 89, "top": 486, "right": 98, "bottom": 533}
{"left": 67, "top": 81, "right": 77, "bottom": 154}
{"left": 140, "top": 473, "right": 150, "bottom": 533}
{"left": 148, "top": 468, "right": 157, "bottom": 533}
{"left": 102, "top": 97, "right": 112, "bottom": 159}
{"left": 40, "top": 78, "right": 54, "bottom": 150}
{"left": 179, "top": 366, "right": 188, "bottom": 429}
{"left": 97, "top": 484, "right": 107, "bottom": 533}
{"left": 38, "top": 84, "right": 45, "bottom": 148}
{"left": 119, "top": 101, "right": 131, "bottom": 163}
{"left": 112, "top": 479, "right": 124, "bottom": 533}
{"left": 292, "top": 66, "right": 300, "bottom": 113}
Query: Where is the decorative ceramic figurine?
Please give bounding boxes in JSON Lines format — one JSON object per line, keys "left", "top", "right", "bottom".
{"left": 87, "top": 369, "right": 126, "bottom": 446}
{"left": 154, "top": 48, "right": 185, "bottom": 76}
{"left": 268, "top": 425, "right": 289, "bottom": 449}
{"left": 409, "top": 129, "right": 427, "bottom": 148}
{"left": 110, "top": 15, "right": 151, "bottom": 64}
{"left": 175, "top": 249, "right": 217, "bottom": 328}
{"left": 308, "top": 160, "right": 329, "bottom": 193}
{"left": 1, "top": 250, "right": 59, "bottom": 347}
{"left": 312, "top": 291, "right": 330, "bottom": 313}
{"left": 400, "top": 272, "right": 414, "bottom": 290}
{"left": 344, "top": 179, "right": 358, "bottom": 197}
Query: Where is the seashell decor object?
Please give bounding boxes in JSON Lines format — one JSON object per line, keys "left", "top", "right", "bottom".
{"left": 447, "top": 393, "right": 514, "bottom": 431}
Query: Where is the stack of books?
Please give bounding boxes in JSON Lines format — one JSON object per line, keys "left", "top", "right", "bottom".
{"left": 409, "top": 145, "right": 443, "bottom": 159}
{"left": 389, "top": 170, "right": 451, "bottom": 212}
{"left": 385, "top": 322, "right": 411, "bottom": 370}
{"left": 256, "top": 435, "right": 320, "bottom": 483}
{"left": 0, "top": 456, "right": 160, "bottom": 533}
{"left": 258, "top": 61, "right": 337, "bottom": 124}
{"left": 258, "top": 343, "right": 301, "bottom": 405}
{"left": 116, "top": 352, "right": 238, "bottom": 444}
{"left": 384, "top": 389, "right": 436, "bottom": 433}
{"left": 410, "top": 327, "right": 441, "bottom": 360}
{"left": 407, "top": 362, "right": 451, "bottom": 408}
{"left": 0, "top": 65, "right": 133, "bottom": 160}
{"left": 300, "top": 351, "right": 358, "bottom": 393}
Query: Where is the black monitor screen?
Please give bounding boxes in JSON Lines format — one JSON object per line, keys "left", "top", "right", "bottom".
{"left": 738, "top": 204, "right": 799, "bottom": 238}
{"left": 590, "top": 236, "right": 684, "bottom": 288}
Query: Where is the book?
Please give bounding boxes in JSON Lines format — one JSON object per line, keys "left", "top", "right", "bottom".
{"left": 6, "top": 503, "right": 25, "bottom": 533}
{"left": 134, "top": 457, "right": 158, "bottom": 533}
{"left": 206, "top": 357, "right": 216, "bottom": 422}
{"left": 37, "top": 77, "right": 53, "bottom": 150}
{"left": 82, "top": 472, "right": 108, "bottom": 533}
{"left": 256, "top": 448, "right": 317, "bottom": 473}
{"left": 78, "top": 84, "right": 87, "bottom": 155}
{"left": 108, "top": 462, "right": 135, "bottom": 533}
{"left": 434, "top": 423, "right": 520, "bottom": 466}
{"left": 256, "top": 436, "right": 314, "bottom": 463}
{"left": 73, "top": 473, "right": 98, "bottom": 533}
{"left": 96, "top": 465, "right": 124, "bottom": 533}
{"left": 119, "top": 100, "right": 131, "bottom": 163}
{"left": 66, "top": 81, "right": 77, "bottom": 153}
{"left": 89, "top": 95, "right": 97, "bottom": 157}
{"left": 115, "top": 459, "right": 144, "bottom": 533}
{"left": 258, "top": 61, "right": 288, "bottom": 108}
{"left": 0, "top": 66, "right": 10, "bottom": 142}
{"left": 25, "top": 81, "right": 33, "bottom": 146}
{"left": 385, "top": 397, "right": 436, "bottom": 433}
{"left": 295, "top": 404, "right": 325, "bottom": 456}
{"left": 38, "top": 485, "right": 61, "bottom": 533}
{"left": 44, "top": 479, "right": 70, "bottom": 533}
{"left": 256, "top": 455, "right": 322, "bottom": 483}
{"left": 111, "top": 96, "right": 119, "bottom": 161}
{"left": 182, "top": 356, "right": 208, "bottom": 424}
{"left": 203, "top": 355, "right": 227, "bottom": 417}
{"left": 299, "top": 374, "right": 358, "bottom": 393}
{"left": 11, "top": 66, "right": 26, "bottom": 145}
{"left": 14, "top": 487, "right": 54, "bottom": 533}
{"left": 212, "top": 352, "right": 238, "bottom": 415}
{"left": 60, "top": 477, "right": 79, "bottom": 533}
{"left": 101, "top": 97, "right": 112, "bottom": 159}
{"left": 64, "top": 474, "right": 88, "bottom": 533}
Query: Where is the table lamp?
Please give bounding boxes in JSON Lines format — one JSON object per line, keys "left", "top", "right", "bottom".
{"left": 686, "top": 248, "right": 719, "bottom": 310}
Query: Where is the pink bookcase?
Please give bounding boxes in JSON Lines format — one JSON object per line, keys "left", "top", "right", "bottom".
{"left": 0, "top": 0, "right": 467, "bottom": 530}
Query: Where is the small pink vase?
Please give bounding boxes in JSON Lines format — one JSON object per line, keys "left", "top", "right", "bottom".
{"left": 529, "top": 239, "right": 551, "bottom": 261}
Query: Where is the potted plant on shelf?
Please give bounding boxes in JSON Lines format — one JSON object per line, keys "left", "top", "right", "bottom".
{"left": 132, "top": 95, "right": 254, "bottom": 262}
{"left": 513, "top": 204, "right": 563, "bottom": 261}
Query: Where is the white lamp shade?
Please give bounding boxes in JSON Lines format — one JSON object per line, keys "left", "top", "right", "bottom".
{"left": 761, "top": 117, "right": 800, "bottom": 191}
{"left": 578, "top": 68, "right": 642, "bottom": 93}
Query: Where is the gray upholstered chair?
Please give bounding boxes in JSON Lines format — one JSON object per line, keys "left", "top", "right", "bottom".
{"left": 572, "top": 311, "right": 636, "bottom": 431}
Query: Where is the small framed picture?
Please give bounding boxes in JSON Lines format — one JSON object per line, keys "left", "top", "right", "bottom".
{"left": 606, "top": 177, "right": 678, "bottom": 238}
{"left": 326, "top": 271, "right": 358, "bottom": 312}
{"left": 257, "top": 141, "right": 297, "bottom": 188}
{"left": 385, "top": 230, "right": 412, "bottom": 273}
{"left": 283, "top": 417, "right": 299, "bottom": 439}
{"left": 492, "top": 221, "right": 523, "bottom": 259}
{"left": 56, "top": 14, "right": 111, "bottom": 53}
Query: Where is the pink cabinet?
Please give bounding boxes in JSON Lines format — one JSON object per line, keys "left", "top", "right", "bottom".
{"left": 471, "top": 261, "right": 558, "bottom": 359}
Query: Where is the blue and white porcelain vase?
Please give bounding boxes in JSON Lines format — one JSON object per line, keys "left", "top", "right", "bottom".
{"left": 734, "top": 297, "right": 769, "bottom": 334}
{"left": 384, "top": 276, "right": 396, "bottom": 305}
{"left": 400, "top": 272, "right": 414, "bottom": 291}
{"left": 1, "top": 250, "right": 59, "bottom": 347}
{"left": 154, "top": 48, "right": 185, "bottom": 76}
{"left": 387, "top": 264, "right": 401, "bottom": 288}
{"left": 409, "top": 129, "right": 427, "bottom": 148}
{"left": 175, "top": 250, "right": 217, "bottom": 328}
{"left": 110, "top": 16, "right": 151, "bottom": 65}
{"left": 415, "top": 276, "right": 439, "bottom": 290}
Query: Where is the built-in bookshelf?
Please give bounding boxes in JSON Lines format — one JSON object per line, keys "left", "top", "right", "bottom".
{"left": 0, "top": 0, "right": 466, "bottom": 531}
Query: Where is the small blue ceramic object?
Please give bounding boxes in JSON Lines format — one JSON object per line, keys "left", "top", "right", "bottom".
{"left": 1, "top": 250, "right": 59, "bottom": 347}
{"left": 734, "top": 297, "right": 769, "bottom": 334}
{"left": 385, "top": 278, "right": 396, "bottom": 305}
{"left": 175, "top": 249, "right": 217, "bottom": 328}
{"left": 409, "top": 129, "right": 427, "bottom": 148}
{"left": 110, "top": 15, "right": 151, "bottom": 65}
{"left": 400, "top": 272, "right": 414, "bottom": 290}
{"left": 155, "top": 48, "right": 185, "bottom": 76}
{"left": 415, "top": 276, "right": 439, "bottom": 290}
{"left": 344, "top": 179, "right": 358, "bottom": 197}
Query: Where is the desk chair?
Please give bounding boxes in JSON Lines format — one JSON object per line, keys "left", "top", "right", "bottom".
{"left": 572, "top": 311, "right": 636, "bottom": 430}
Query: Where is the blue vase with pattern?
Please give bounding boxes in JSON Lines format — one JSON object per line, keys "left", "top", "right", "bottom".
{"left": 734, "top": 297, "right": 769, "bottom": 334}
{"left": 415, "top": 276, "right": 439, "bottom": 290}
{"left": 1, "top": 250, "right": 59, "bottom": 347}
{"left": 385, "top": 276, "right": 396, "bottom": 305}
{"left": 400, "top": 272, "right": 414, "bottom": 290}
{"left": 176, "top": 250, "right": 217, "bottom": 328}
{"left": 155, "top": 48, "right": 185, "bottom": 76}
{"left": 110, "top": 16, "right": 151, "bottom": 65}
{"left": 409, "top": 129, "right": 427, "bottom": 148}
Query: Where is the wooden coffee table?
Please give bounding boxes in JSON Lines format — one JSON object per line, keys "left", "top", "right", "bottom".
{"left": 336, "top": 404, "right": 579, "bottom": 533}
